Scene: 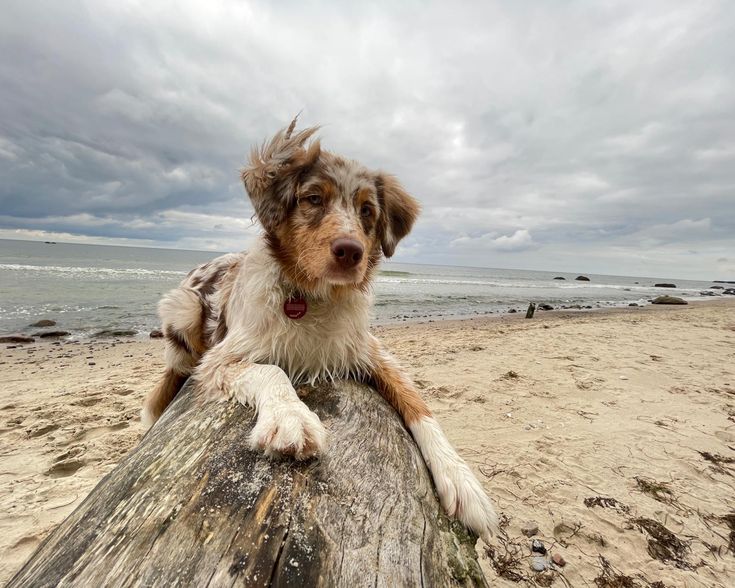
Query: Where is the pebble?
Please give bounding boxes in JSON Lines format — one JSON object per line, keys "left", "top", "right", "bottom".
{"left": 530, "top": 556, "right": 548, "bottom": 572}
{"left": 619, "top": 376, "right": 628, "bottom": 380}
{"left": 521, "top": 521, "right": 539, "bottom": 537}
{"left": 531, "top": 539, "right": 547, "bottom": 555}
{"left": 552, "top": 553, "right": 566, "bottom": 567}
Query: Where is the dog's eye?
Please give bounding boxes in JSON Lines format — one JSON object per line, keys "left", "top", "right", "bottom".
{"left": 360, "top": 204, "right": 372, "bottom": 218}
{"left": 307, "top": 194, "right": 323, "bottom": 206}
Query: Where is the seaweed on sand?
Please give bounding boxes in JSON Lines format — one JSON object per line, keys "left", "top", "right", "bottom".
{"left": 634, "top": 477, "right": 675, "bottom": 504}
{"left": 485, "top": 542, "right": 527, "bottom": 583}
{"left": 698, "top": 451, "right": 735, "bottom": 475}
{"left": 584, "top": 496, "right": 630, "bottom": 513}
{"left": 722, "top": 513, "right": 735, "bottom": 555}
{"left": 593, "top": 556, "right": 667, "bottom": 588}
{"left": 633, "top": 518, "right": 692, "bottom": 570}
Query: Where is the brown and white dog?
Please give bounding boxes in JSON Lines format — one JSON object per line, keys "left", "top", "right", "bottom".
{"left": 141, "top": 120, "right": 498, "bottom": 540}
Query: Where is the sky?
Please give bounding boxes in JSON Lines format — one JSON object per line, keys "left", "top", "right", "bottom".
{"left": 1, "top": 0, "right": 734, "bottom": 280}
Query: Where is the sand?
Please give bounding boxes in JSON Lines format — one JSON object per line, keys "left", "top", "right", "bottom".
{"left": 1, "top": 299, "right": 734, "bottom": 586}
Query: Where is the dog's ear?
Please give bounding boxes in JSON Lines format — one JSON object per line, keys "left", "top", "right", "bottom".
{"left": 375, "top": 174, "right": 420, "bottom": 258}
{"left": 241, "top": 119, "right": 321, "bottom": 233}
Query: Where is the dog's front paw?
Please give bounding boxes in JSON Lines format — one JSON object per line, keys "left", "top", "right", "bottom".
{"left": 434, "top": 460, "right": 499, "bottom": 541}
{"left": 249, "top": 401, "right": 327, "bottom": 460}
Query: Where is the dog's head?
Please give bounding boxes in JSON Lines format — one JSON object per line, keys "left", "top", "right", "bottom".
{"left": 241, "top": 119, "right": 419, "bottom": 293}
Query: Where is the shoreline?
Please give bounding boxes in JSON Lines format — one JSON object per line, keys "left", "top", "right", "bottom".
{"left": 1, "top": 298, "right": 734, "bottom": 585}
{"left": 3, "top": 294, "right": 733, "bottom": 341}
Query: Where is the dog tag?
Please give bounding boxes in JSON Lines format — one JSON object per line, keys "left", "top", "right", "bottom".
{"left": 284, "top": 297, "right": 307, "bottom": 319}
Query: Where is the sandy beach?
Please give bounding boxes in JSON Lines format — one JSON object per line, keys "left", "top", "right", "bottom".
{"left": 1, "top": 299, "right": 734, "bottom": 586}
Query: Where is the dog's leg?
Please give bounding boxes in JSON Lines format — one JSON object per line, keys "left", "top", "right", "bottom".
{"left": 233, "top": 364, "right": 327, "bottom": 460}
{"left": 369, "top": 338, "right": 498, "bottom": 540}
{"left": 142, "top": 287, "right": 205, "bottom": 428}
{"left": 195, "top": 347, "right": 327, "bottom": 460}
{"left": 142, "top": 368, "right": 188, "bottom": 428}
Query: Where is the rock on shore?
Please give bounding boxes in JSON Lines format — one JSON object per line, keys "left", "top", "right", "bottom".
{"left": 652, "top": 295, "right": 687, "bottom": 305}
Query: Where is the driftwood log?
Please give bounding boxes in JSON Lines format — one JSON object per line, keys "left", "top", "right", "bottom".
{"left": 9, "top": 380, "right": 488, "bottom": 587}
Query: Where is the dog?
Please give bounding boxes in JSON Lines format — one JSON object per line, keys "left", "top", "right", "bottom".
{"left": 141, "top": 119, "right": 498, "bottom": 540}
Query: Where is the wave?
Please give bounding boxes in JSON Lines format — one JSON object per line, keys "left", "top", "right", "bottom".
{"left": 375, "top": 275, "right": 704, "bottom": 292}
{"left": 379, "top": 270, "right": 413, "bottom": 277}
{"left": 0, "top": 263, "right": 187, "bottom": 280}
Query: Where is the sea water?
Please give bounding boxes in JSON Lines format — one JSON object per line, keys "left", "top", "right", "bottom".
{"left": 0, "top": 239, "right": 719, "bottom": 338}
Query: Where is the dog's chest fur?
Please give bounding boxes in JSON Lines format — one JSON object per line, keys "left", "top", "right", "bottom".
{"left": 223, "top": 241, "right": 374, "bottom": 382}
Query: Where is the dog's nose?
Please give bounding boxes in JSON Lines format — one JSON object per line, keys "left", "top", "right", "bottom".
{"left": 331, "top": 238, "right": 364, "bottom": 269}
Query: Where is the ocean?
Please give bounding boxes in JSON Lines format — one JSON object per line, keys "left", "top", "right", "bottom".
{"left": 0, "top": 239, "right": 721, "bottom": 339}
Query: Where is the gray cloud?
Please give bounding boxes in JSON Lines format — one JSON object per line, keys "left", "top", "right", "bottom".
{"left": 1, "top": 0, "right": 734, "bottom": 279}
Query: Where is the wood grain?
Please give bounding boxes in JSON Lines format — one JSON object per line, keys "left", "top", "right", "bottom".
{"left": 9, "top": 380, "right": 488, "bottom": 587}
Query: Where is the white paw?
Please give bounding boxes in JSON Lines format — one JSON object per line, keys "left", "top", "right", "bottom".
{"left": 410, "top": 416, "right": 499, "bottom": 540}
{"left": 434, "top": 460, "right": 499, "bottom": 541}
{"left": 248, "top": 401, "right": 327, "bottom": 460}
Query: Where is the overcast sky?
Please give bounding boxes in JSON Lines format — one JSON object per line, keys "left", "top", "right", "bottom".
{"left": 1, "top": 1, "right": 733, "bottom": 279}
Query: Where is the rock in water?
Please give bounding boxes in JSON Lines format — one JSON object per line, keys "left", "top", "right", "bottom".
{"left": 0, "top": 334, "right": 35, "bottom": 343}
{"left": 628, "top": 303, "right": 639, "bottom": 306}
{"left": 652, "top": 295, "right": 687, "bottom": 305}
{"left": 575, "top": 275, "right": 590, "bottom": 281}
{"left": 32, "top": 331, "right": 71, "bottom": 338}
{"left": 94, "top": 329, "right": 137, "bottom": 337}
{"left": 538, "top": 304, "right": 554, "bottom": 311}
{"left": 30, "top": 319, "right": 56, "bottom": 327}
{"left": 724, "top": 288, "right": 735, "bottom": 295}
{"left": 553, "top": 276, "right": 566, "bottom": 280}
{"left": 149, "top": 329, "right": 164, "bottom": 338}
{"left": 710, "top": 285, "right": 724, "bottom": 289}
{"left": 654, "top": 283, "right": 676, "bottom": 288}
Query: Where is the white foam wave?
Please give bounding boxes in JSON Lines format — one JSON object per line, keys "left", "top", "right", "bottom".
{"left": 0, "top": 263, "right": 187, "bottom": 280}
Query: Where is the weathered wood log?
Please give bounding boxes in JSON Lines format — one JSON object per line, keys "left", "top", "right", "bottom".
{"left": 9, "top": 380, "right": 488, "bottom": 587}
